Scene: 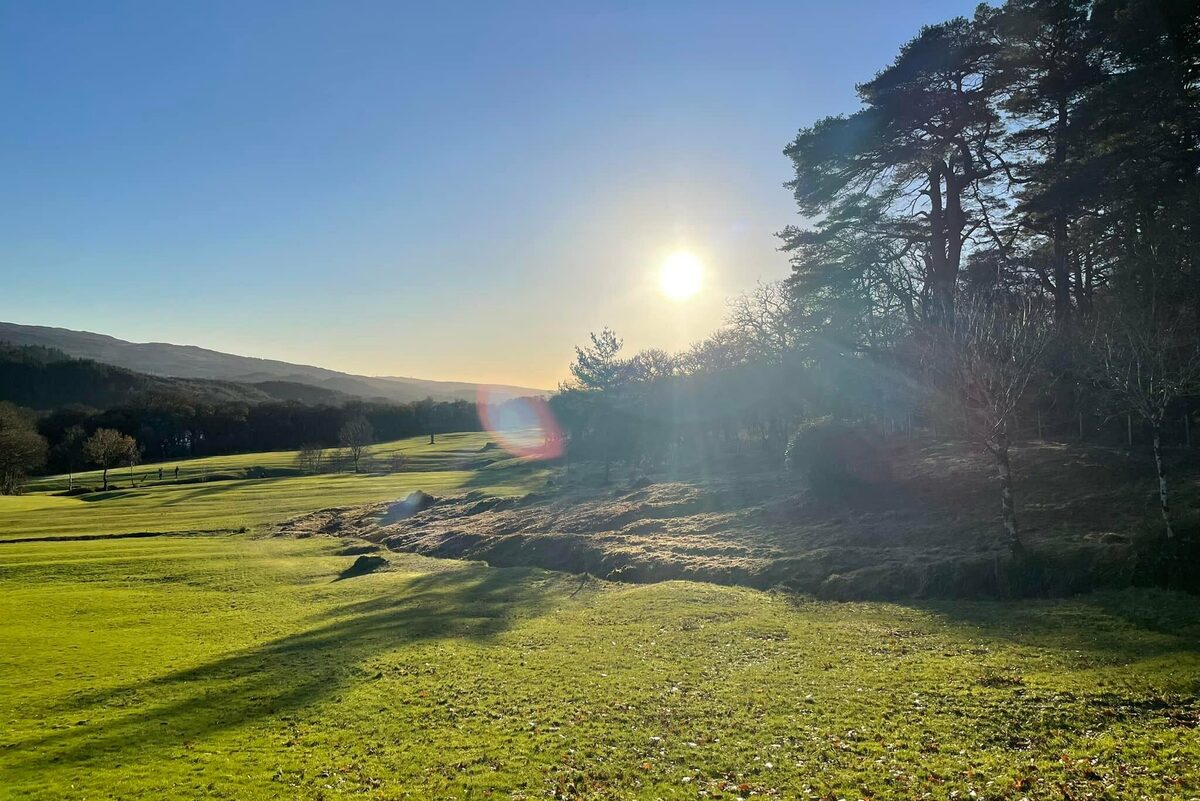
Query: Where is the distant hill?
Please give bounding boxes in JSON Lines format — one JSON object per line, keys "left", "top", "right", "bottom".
{"left": 244, "top": 380, "right": 352, "bottom": 405}
{"left": 0, "top": 322, "right": 547, "bottom": 403}
{"left": 0, "top": 343, "right": 348, "bottom": 410}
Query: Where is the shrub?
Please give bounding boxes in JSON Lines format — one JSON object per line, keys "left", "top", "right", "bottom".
{"left": 785, "top": 418, "right": 888, "bottom": 498}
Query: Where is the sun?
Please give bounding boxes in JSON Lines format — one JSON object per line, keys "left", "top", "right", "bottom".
{"left": 659, "top": 251, "right": 703, "bottom": 301}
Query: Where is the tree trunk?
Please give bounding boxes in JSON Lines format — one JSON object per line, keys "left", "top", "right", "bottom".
{"left": 926, "top": 165, "right": 956, "bottom": 327}
{"left": 1152, "top": 424, "right": 1175, "bottom": 539}
{"left": 1053, "top": 213, "right": 1071, "bottom": 324}
{"left": 992, "top": 430, "right": 1023, "bottom": 555}
{"left": 1052, "top": 101, "right": 1071, "bottom": 325}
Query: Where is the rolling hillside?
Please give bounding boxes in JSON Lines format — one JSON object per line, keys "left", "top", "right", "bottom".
{"left": 0, "top": 322, "right": 546, "bottom": 403}
{"left": 0, "top": 343, "right": 351, "bottom": 410}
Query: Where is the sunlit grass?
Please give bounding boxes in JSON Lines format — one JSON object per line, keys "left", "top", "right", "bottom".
{"left": 1, "top": 432, "right": 547, "bottom": 541}
{"left": 1, "top": 536, "right": 1197, "bottom": 799}
{"left": 23, "top": 431, "right": 499, "bottom": 493}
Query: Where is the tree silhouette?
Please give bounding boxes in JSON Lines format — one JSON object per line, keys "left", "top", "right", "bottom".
{"left": 83, "top": 428, "right": 137, "bottom": 491}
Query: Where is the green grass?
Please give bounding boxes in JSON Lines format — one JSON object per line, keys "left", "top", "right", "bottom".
{"left": 2, "top": 434, "right": 1198, "bottom": 798}
{"left": 24, "top": 431, "right": 503, "bottom": 493}
{"left": 1, "top": 433, "right": 546, "bottom": 541}
{"left": 1, "top": 535, "right": 1197, "bottom": 799}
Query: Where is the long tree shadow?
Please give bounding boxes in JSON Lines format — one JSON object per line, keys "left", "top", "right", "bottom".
{"left": 12, "top": 564, "right": 561, "bottom": 770}
{"left": 911, "top": 587, "right": 1200, "bottom": 663}
{"left": 156, "top": 475, "right": 305, "bottom": 506}
{"left": 77, "top": 489, "right": 147, "bottom": 503}
{"left": 156, "top": 483, "right": 243, "bottom": 506}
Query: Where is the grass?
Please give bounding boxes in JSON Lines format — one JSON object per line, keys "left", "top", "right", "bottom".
{"left": 23, "top": 431, "right": 505, "bottom": 493}
{"left": 1, "top": 433, "right": 547, "bottom": 541}
{"left": 309, "top": 439, "right": 1200, "bottom": 599}
{"left": 2, "top": 434, "right": 1198, "bottom": 798}
{"left": 1, "top": 535, "right": 1198, "bottom": 799}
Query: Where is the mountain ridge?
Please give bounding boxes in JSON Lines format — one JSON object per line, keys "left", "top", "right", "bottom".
{"left": 0, "top": 322, "right": 547, "bottom": 404}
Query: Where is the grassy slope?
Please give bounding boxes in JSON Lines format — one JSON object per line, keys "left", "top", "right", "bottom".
{"left": 1, "top": 433, "right": 546, "bottom": 541}
{"left": 1, "top": 536, "right": 1197, "bottom": 800}
{"left": 284, "top": 440, "right": 1200, "bottom": 598}
{"left": 24, "top": 431, "right": 502, "bottom": 492}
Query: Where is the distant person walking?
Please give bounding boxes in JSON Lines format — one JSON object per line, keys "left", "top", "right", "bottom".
{"left": 174, "top": 466, "right": 179, "bottom": 480}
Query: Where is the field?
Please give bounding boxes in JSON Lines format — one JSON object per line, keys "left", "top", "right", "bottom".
{"left": 3, "top": 536, "right": 1199, "bottom": 800}
{"left": 2, "top": 433, "right": 546, "bottom": 541}
{"left": 2, "top": 435, "right": 1200, "bottom": 799}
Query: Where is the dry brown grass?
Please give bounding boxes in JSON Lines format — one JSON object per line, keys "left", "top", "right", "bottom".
{"left": 276, "top": 438, "right": 1200, "bottom": 599}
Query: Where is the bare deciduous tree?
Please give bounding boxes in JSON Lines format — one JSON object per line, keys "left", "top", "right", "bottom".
{"left": 675, "top": 328, "right": 749, "bottom": 376}
{"left": 296, "top": 444, "right": 325, "bottom": 474}
{"left": 339, "top": 416, "right": 373, "bottom": 474}
{"left": 930, "top": 293, "right": 1052, "bottom": 553}
{"left": 126, "top": 441, "right": 143, "bottom": 486}
{"left": 725, "top": 281, "right": 798, "bottom": 364}
{"left": 627, "top": 348, "right": 676, "bottom": 383}
{"left": 83, "top": 428, "right": 137, "bottom": 491}
{"left": 1087, "top": 308, "right": 1200, "bottom": 540}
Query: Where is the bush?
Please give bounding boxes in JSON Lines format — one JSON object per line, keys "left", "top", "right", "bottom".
{"left": 785, "top": 418, "right": 888, "bottom": 498}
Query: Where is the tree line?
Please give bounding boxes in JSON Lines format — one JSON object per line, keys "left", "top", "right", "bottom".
{"left": 0, "top": 395, "right": 481, "bottom": 494}
{"left": 553, "top": 0, "right": 1200, "bottom": 556}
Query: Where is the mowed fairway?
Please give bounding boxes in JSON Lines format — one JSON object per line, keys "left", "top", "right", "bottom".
{"left": 0, "top": 433, "right": 546, "bottom": 541}
{"left": 2, "top": 535, "right": 1199, "bottom": 800}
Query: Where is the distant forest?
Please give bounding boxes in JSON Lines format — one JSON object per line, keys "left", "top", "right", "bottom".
{"left": 551, "top": 0, "right": 1200, "bottom": 553}
{"left": 0, "top": 343, "right": 480, "bottom": 475}
{"left": 0, "top": 342, "right": 348, "bottom": 408}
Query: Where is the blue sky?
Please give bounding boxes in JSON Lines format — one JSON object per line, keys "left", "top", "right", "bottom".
{"left": 1, "top": 0, "right": 982, "bottom": 387}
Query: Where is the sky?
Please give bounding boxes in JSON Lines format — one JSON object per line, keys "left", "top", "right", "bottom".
{"left": 0, "top": 0, "right": 983, "bottom": 389}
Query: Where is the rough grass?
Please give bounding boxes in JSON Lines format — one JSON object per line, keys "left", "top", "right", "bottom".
{"left": 280, "top": 439, "right": 1200, "bottom": 599}
{"left": 0, "top": 433, "right": 547, "bottom": 541}
{"left": 1, "top": 535, "right": 1198, "bottom": 800}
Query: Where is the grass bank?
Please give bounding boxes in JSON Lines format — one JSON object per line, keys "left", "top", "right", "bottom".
{"left": 283, "top": 440, "right": 1200, "bottom": 599}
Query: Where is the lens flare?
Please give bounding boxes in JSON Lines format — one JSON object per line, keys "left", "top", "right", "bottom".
{"left": 476, "top": 387, "right": 563, "bottom": 460}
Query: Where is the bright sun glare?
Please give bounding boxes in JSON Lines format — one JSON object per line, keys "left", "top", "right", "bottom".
{"left": 659, "top": 251, "right": 703, "bottom": 301}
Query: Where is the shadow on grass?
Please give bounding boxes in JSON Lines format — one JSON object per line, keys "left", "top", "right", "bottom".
{"left": 157, "top": 482, "right": 255, "bottom": 506}
{"left": 461, "top": 457, "right": 549, "bottom": 487}
{"left": 915, "top": 588, "right": 1200, "bottom": 661}
{"left": 77, "top": 490, "right": 147, "bottom": 503}
{"left": 157, "top": 473, "right": 345, "bottom": 506}
{"left": 13, "top": 564, "right": 559, "bottom": 770}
